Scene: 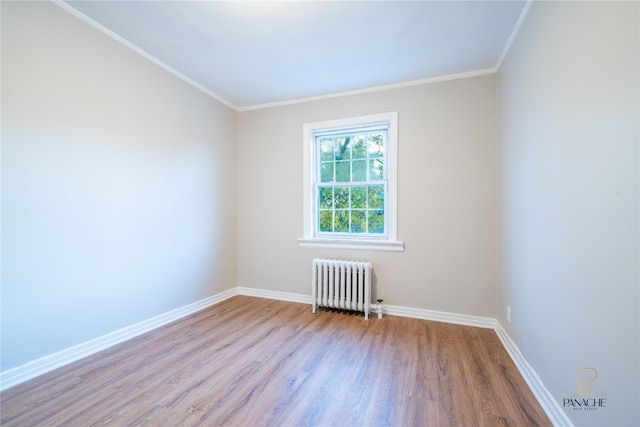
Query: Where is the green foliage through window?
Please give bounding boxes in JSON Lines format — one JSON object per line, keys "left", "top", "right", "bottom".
{"left": 318, "top": 185, "right": 385, "bottom": 234}
{"left": 316, "top": 130, "right": 386, "bottom": 235}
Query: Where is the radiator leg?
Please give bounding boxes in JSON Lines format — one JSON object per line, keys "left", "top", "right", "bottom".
{"left": 364, "top": 263, "right": 371, "bottom": 320}
{"left": 376, "top": 299, "right": 384, "bottom": 319}
{"left": 312, "top": 260, "right": 318, "bottom": 314}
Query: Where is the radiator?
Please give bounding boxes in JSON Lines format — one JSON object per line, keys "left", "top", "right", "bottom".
{"left": 312, "top": 259, "right": 372, "bottom": 319}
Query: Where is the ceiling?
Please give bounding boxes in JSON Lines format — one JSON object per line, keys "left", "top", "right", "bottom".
{"left": 61, "top": 1, "right": 528, "bottom": 110}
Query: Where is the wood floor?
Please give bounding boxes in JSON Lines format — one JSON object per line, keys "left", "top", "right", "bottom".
{"left": 1, "top": 296, "right": 550, "bottom": 426}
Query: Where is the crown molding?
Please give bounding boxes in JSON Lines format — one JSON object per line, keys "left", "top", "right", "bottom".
{"left": 53, "top": 0, "right": 523, "bottom": 113}
{"left": 237, "top": 68, "right": 497, "bottom": 112}
{"left": 51, "top": 0, "right": 237, "bottom": 110}
{"left": 495, "top": 0, "right": 534, "bottom": 70}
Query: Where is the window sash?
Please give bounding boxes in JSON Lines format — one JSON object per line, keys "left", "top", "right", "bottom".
{"left": 315, "top": 182, "right": 388, "bottom": 238}
{"left": 312, "top": 125, "right": 389, "bottom": 238}
{"left": 315, "top": 131, "right": 387, "bottom": 183}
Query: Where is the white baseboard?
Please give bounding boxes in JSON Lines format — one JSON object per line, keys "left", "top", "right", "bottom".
{"left": 384, "top": 304, "right": 497, "bottom": 329}
{"left": 1, "top": 285, "right": 569, "bottom": 427}
{"left": 237, "top": 287, "right": 496, "bottom": 329}
{"left": 0, "top": 288, "right": 237, "bottom": 392}
{"left": 495, "top": 322, "right": 573, "bottom": 427}
{"left": 237, "top": 287, "right": 313, "bottom": 304}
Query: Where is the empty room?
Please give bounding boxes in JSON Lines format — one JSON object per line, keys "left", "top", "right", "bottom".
{"left": 1, "top": 1, "right": 638, "bottom": 426}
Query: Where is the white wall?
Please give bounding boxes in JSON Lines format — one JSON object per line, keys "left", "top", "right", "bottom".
{"left": 237, "top": 75, "right": 497, "bottom": 318}
{"left": 5, "top": 3, "right": 636, "bottom": 423}
{"left": 1, "top": 1, "right": 237, "bottom": 371}
{"left": 497, "top": 1, "right": 639, "bottom": 426}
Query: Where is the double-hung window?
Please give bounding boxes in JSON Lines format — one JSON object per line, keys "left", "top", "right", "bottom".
{"left": 299, "top": 112, "right": 403, "bottom": 251}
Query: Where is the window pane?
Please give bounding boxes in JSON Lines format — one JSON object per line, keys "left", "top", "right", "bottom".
{"left": 368, "top": 185, "right": 384, "bottom": 209}
{"left": 369, "top": 158, "right": 384, "bottom": 180}
{"left": 352, "top": 135, "right": 367, "bottom": 159}
{"left": 369, "top": 209, "right": 384, "bottom": 233}
{"left": 334, "top": 187, "right": 349, "bottom": 209}
{"left": 351, "top": 186, "right": 366, "bottom": 209}
{"left": 320, "top": 138, "right": 334, "bottom": 161}
{"left": 351, "top": 210, "right": 366, "bottom": 233}
{"left": 335, "top": 210, "right": 349, "bottom": 232}
{"left": 320, "top": 162, "right": 334, "bottom": 182}
{"left": 319, "top": 210, "right": 333, "bottom": 232}
{"left": 318, "top": 187, "right": 333, "bottom": 209}
{"left": 335, "top": 137, "right": 351, "bottom": 160}
{"left": 352, "top": 160, "right": 367, "bottom": 181}
{"left": 335, "top": 161, "right": 350, "bottom": 182}
{"left": 368, "top": 133, "right": 384, "bottom": 158}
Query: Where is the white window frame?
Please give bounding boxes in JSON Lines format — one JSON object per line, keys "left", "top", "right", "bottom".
{"left": 298, "top": 112, "right": 404, "bottom": 252}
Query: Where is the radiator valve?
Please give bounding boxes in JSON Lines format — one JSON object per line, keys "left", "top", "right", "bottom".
{"left": 375, "top": 299, "right": 384, "bottom": 319}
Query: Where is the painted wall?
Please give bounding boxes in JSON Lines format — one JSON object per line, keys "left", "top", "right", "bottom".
{"left": 237, "top": 75, "right": 497, "bottom": 318}
{"left": 1, "top": 1, "right": 237, "bottom": 371}
{"left": 497, "top": 1, "right": 639, "bottom": 426}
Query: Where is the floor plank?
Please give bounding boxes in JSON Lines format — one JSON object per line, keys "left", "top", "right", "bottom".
{"left": 1, "top": 296, "right": 551, "bottom": 426}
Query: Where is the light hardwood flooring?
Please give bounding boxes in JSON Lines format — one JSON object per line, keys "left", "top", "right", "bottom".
{"left": 1, "top": 296, "right": 551, "bottom": 426}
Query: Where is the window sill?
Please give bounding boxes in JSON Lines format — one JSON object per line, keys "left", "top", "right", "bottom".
{"left": 297, "top": 238, "right": 404, "bottom": 252}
